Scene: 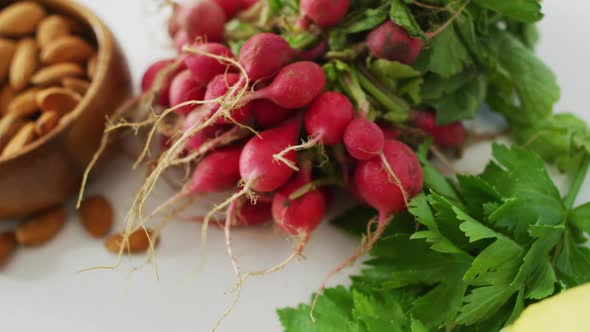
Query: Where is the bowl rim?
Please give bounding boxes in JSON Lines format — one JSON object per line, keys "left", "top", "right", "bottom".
{"left": 0, "top": 0, "right": 114, "bottom": 163}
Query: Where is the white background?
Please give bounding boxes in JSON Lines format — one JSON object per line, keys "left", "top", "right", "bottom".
{"left": 1, "top": 1, "right": 589, "bottom": 331}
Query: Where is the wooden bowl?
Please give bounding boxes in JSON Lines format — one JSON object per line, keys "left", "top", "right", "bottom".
{"left": 0, "top": 0, "right": 132, "bottom": 219}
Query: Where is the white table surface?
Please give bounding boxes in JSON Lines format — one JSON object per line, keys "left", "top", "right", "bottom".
{"left": 1, "top": 1, "right": 590, "bottom": 331}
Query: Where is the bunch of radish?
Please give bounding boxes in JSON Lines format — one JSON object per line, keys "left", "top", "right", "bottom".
{"left": 83, "top": 0, "right": 475, "bottom": 326}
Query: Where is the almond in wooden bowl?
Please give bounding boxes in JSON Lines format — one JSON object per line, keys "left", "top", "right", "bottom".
{"left": 0, "top": 0, "right": 132, "bottom": 219}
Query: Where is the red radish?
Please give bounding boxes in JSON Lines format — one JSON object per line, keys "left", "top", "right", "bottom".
{"left": 235, "top": 199, "right": 272, "bottom": 226}
{"left": 304, "top": 92, "right": 354, "bottom": 145}
{"left": 189, "top": 144, "right": 243, "bottom": 193}
{"left": 414, "top": 112, "right": 466, "bottom": 149}
{"left": 272, "top": 172, "right": 326, "bottom": 237}
{"left": 273, "top": 91, "right": 354, "bottom": 169}
{"left": 169, "top": 69, "right": 206, "bottom": 115}
{"left": 355, "top": 139, "right": 423, "bottom": 222}
{"left": 343, "top": 117, "right": 385, "bottom": 160}
{"left": 298, "top": 39, "right": 328, "bottom": 61}
{"left": 213, "top": 0, "right": 244, "bottom": 18}
{"left": 176, "top": 0, "right": 226, "bottom": 42}
{"left": 149, "top": 143, "right": 243, "bottom": 218}
{"left": 184, "top": 43, "right": 235, "bottom": 86}
{"left": 239, "top": 33, "right": 295, "bottom": 81}
{"left": 242, "top": 61, "right": 326, "bottom": 109}
{"left": 300, "top": 0, "right": 350, "bottom": 27}
{"left": 184, "top": 119, "right": 232, "bottom": 151}
{"left": 252, "top": 99, "right": 294, "bottom": 128}
{"left": 239, "top": 116, "right": 301, "bottom": 192}
{"left": 243, "top": 167, "right": 326, "bottom": 278}
{"left": 141, "top": 59, "right": 183, "bottom": 106}
{"left": 174, "top": 30, "right": 190, "bottom": 52}
{"left": 204, "top": 73, "right": 252, "bottom": 124}
{"left": 312, "top": 139, "right": 423, "bottom": 314}
{"left": 367, "top": 21, "right": 423, "bottom": 65}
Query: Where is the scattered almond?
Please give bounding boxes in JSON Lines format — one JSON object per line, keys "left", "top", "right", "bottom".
{"left": 79, "top": 195, "right": 113, "bottom": 238}
{"left": 0, "top": 113, "right": 24, "bottom": 149}
{"left": 6, "top": 88, "right": 38, "bottom": 117}
{"left": 36, "top": 87, "right": 81, "bottom": 115}
{"left": 34, "top": 111, "right": 59, "bottom": 136}
{"left": 2, "top": 122, "right": 35, "bottom": 157}
{"left": 0, "top": 38, "right": 16, "bottom": 82}
{"left": 15, "top": 207, "right": 66, "bottom": 246}
{"left": 62, "top": 77, "right": 90, "bottom": 95}
{"left": 0, "top": 232, "right": 17, "bottom": 267}
{"left": 41, "top": 36, "right": 94, "bottom": 65}
{"left": 31, "top": 62, "right": 84, "bottom": 86}
{"left": 105, "top": 228, "right": 156, "bottom": 254}
{"left": 9, "top": 38, "right": 38, "bottom": 91}
{"left": 0, "top": 2, "right": 46, "bottom": 37}
{"left": 36, "top": 15, "right": 71, "bottom": 49}
{"left": 87, "top": 54, "right": 98, "bottom": 79}
{"left": 0, "top": 85, "right": 15, "bottom": 114}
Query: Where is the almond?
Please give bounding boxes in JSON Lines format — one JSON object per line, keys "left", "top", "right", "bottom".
{"left": 79, "top": 195, "right": 114, "bottom": 238}
{"left": 36, "top": 87, "right": 80, "bottom": 115}
{"left": 0, "top": 231, "right": 17, "bottom": 267}
{"left": 0, "top": 84, "right": 15, "bottom": 114}
{"left": 0, "top": 113, "right": 24, "bottom": 149}
{"left": 87, "top": 54, "right": 98, "bottom": 79}
{"left": 34, "top": 111, "right": 59, "bottom": 136}
{"left": 6, "top": 88, "right": 38, "bottom": 117}
{"left": 36, "top": 15, "right": 70, "bottom": 49}
{"left": 31, "top": 62, "right": 84, "bottom": 86}
{"left": 9, "top": 38, "right": 38, "bottom": 91}
{"left": 2, "top": 122, "right": 36, "bottom": 157}
{"left": 0, "top": 39, "right": 16, "bottom": 82}
{"left": 62, "top": 77, "right": 90, "bottom": 95}
{"left": 105, "top": 228, "right": 156, "bottom": 254}
{"left": 15, "top": 207, "right": 66, "bottom": 246}
{"left": 40, "top": 36, "right": 94, "bottom": 65}
{"left": 0, "top": 2, "right": 46, "bottom": 37}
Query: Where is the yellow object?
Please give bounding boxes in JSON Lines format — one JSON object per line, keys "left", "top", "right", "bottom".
{"left": 505, "top": 283, "right": 590, "bottom": 332}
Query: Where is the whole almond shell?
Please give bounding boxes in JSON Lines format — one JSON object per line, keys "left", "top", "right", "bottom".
{"left": 105, "top": 228, "right": 156, "bottom": 254}
{"left": 31, "top": 63, "right": 84, "bottom": 86}
{"left": 79, "top": 195, "right": 114, "bottom": 238}
{"left": 0, "top": 39, "right": 16, "bottom": 83}
{"left": 0, "top": 2, "right": 46, "bottom": 37}
{"left": 1, "top": 122, "right": 36, "bottom": 157}
{"left": 34, "top": 110, "right": 59, "bottom": 136}
{"left": 36, "top": 87, "right": 81, "bottom": 115}
{"left": 37, "top": 15, "right": 71, "bottom": 49}
{"left": 15, "top": 207, "right": 66, "bottom": 246}
{"left": 41, "top": 36, "right": 94, "bottom": 65}
{"left": 9, "top": 38, "right": 38, "bottom": 91}
{"left": 6, "top": 88, "right": 39, "bottom": 117}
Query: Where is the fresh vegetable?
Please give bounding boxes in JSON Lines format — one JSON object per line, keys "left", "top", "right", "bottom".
{"left": 238, "top": 33, "right": 294, "bottom": 81}
{"left": 169, "top": 69, "right": 205, "bottom": 115}
{"left": 280, "top": 145, "right": 590, "bottom": 331}
{"left": 174, "top": 0, "right": 226, "bottom": 42}
{"left": 300, "top": 0, "right": 350, "bottom": 28}
{"left": 183, "top": 43, "right": 234, "bottom": 86}
{"left": 343, "top": 117, "right": 384, "bottom": 160}
{"left": 79, "top": 1, "right": 590, "bottom": 330}
{"left": 242, "top": 61, "right": 327, "bottom": 109}
{"left": 367, "top": 21, "right": 422, "bottom": 65}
